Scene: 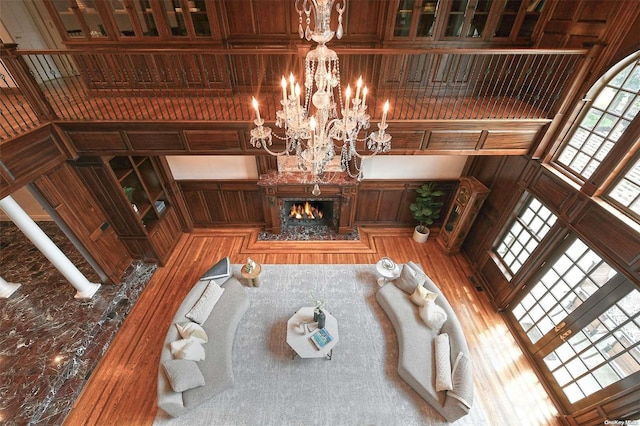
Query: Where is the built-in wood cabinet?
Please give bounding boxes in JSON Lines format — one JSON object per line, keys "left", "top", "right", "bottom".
{"left": 73, "top": 155, "right": 181, "bottom": 264}
{"left": 43, "top": 0, "right": 548, "bottom": 47}
{"left": 45, "top": 0, "right": 222, "bottom": 42}
{"left": 438, "top": 176, "right": 489, "bottom": 254}
{"left": 387, "top": 0, "right": 548, "bottom": 44}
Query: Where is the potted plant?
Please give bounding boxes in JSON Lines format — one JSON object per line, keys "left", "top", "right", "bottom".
{"left": 409, "top": 182, "right": 444, "bottom": 243}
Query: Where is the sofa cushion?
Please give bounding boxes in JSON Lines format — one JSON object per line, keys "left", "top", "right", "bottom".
{"left": 162, "top": 359, "right": 205, "bottom": 393}
{"left": 176, "top": 322, "right": 208, "bottom": 343}
{"left": 435, "top": 333, "right": 453, "bottom": 391}
{"left": 186, "top": 280, "right": 225, "bottom": 325}
{"left": 448, "top": 352, "right": 473, "bottom": 411}
{"left": 409, "top": 284, "right": 438, "bottom": 306}
{"left": 395, "top": 264, "right": 421, "bottom": 294}
{"left": 419, "top": 300, "right": 448, "bottom": 331}
{"left": 170, "top": 339, "right": 206, "bottom": 361}
{"left": 199, "top": 256, "right": 231, "bottom": 281}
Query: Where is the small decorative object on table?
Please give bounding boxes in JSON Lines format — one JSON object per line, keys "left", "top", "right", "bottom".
{"left": 376, "top": 257, "right": 400, "bottom": 287}
{"left": 316, "top": 309, "right": 326, "bottom": 329}
{"left": 310, "top": 328, "right": 333, "bottom": 349}
{"left": 241, "top": 258, "right": 262, "bottom": 287}
{"left": 245, "top": 257, "right": 256, "bottom": 273}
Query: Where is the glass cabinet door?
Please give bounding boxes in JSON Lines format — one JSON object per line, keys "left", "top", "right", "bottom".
{"left": 52, "top": 0, "right": 86, "bottom": 38}
{"left": 443, "top": 0, "right": 469, "bottom": 37}
{"left": 518, "top": 0, "right": 546, "bottom": 38}
{"left": 466, "top": 0, "right": 492, "bottom": 37}
{"left": 134, "top": 0, "right": 159, "bottom": 36}
{"left": 52, "top": 0, "right": 109, "bottom": 39}
{"left": 416, "top": 1, "right": 438, "bottom": 37}
{"left": 394, "top": 0, "right": 416, "bottom": 37}
{"left": 108, "top": 0, "right": 136, "bottom": 37}
{"left": 393, "top": 0, "right": 441, "bottom": 39}
{"left": 191, "top": 0, "right": 212, "bottom": 36}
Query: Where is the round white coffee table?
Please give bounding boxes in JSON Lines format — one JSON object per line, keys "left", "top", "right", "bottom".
{"left": 376, "top": 257, "right": 400, "bottom": 286}
{"left": 286, "top": 307, "right": 339, "bottom": 360}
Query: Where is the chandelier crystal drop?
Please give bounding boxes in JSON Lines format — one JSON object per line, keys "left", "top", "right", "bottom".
{"left": 249, "top": 0, "right": 392, "bottom": 186}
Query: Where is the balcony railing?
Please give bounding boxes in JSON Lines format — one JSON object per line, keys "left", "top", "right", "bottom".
{"left": 0, "top": 46, "right": 588, "bottom": 141}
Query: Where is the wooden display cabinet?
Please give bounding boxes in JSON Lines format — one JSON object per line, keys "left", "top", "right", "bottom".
{"left": 74, "top": 155, "right": 181, "bottom": 264}
{"left": 438, "top": 176, "right": 489, "bottom": 254}
{"left": 387, "top": 0, "right": 548, "bottom": 43}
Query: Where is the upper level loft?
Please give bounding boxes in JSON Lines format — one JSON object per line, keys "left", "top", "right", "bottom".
{"left": 44, "top": 0, "right": 550, "bottom": 47}
{"left": 0, "top": 0, "right": 631, "bottom": 156}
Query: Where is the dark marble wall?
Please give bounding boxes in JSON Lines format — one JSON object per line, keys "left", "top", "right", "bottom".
{"left": 0, "top": 221, "right": 155, "bottom": 425}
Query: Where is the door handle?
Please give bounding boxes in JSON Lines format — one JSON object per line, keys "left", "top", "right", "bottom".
{"left": 560, "top": 330, "right": 572, "bottom": 342}
{"left": 554, "top": 321, "right": 566, "bottom": 332}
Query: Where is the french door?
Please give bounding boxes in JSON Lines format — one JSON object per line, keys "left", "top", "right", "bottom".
{"left": 509, "top": 235, "right": 640, "bottom": 412}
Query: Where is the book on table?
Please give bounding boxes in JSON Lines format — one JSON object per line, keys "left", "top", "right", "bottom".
{"left": 310, "top": 328, "right": 333, "bottom": 349}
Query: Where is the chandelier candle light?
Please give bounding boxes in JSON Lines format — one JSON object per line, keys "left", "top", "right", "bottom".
{"left": 250, "top": 0, "right": 392, "bottom": 190}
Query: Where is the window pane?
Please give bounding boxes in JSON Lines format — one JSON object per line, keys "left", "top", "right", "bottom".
{"left": 608, "top": 157, "right": 640, "bottom": 217}
{"left": 555, "top": 58, "right": 640, "bottom": 182}
{"left": 543, "top": 289, "right": 640, "bottom": 405}
{"left": 512, "top": 237, "right": 615, "bottom": 344}
{"left": 494, "top": 195, "right": 558, "bottom": 276}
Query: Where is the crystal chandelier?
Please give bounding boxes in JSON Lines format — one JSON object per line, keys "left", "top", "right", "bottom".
{"left": 250, "top": 0, "right": 392, "bottom": 186}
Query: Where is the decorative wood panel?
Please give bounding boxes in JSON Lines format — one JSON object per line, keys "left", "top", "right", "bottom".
{"left": 425, "top": 130, "right": 482, "bottom": 150}
{"left": 0, "top": 126, "right": 67, "bottom": 198}
{"left": 574, "top": 201, "right": 640, "bottom": 269}
{"left": 148, "top": 206, "right": 182, "bottom": 264}
{"left": 66, "top": 130, "right": 128, "bottom": 152}
{"left": 387, "top": 130, "right": 425, "bottom": 151}
{"left": 482, "top": 130, "right": 539, "bottom": 151}
{"left": 178, "top": 180, "right": 264, "bottom": 227}
{"left": 184, "top": 130, "right": 242, "bottom": 152}
{"left": 125, "top": 131, "right": 185, "bottom": 151}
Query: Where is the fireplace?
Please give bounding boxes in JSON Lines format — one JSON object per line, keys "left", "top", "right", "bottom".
{"left": 257, "top": 172, "right": 359, "bottom": 235}
{"left": 282, "top": 199, "right": 337, "bottom": 229}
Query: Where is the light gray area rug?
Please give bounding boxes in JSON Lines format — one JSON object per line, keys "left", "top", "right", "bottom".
{"left": 155, "top": 264, "right": 489, "bottom": 426}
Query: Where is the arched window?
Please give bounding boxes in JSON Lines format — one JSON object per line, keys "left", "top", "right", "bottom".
{"left": 554, "top": 51, "right": 640, "bottom": 222}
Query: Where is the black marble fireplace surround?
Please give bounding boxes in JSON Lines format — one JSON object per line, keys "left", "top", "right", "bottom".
{"left": 0, "top": 221, "right": 156, "bottom": 425}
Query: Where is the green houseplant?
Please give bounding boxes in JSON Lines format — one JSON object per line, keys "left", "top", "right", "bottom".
{"left": 409, "top": 182, "right": 444, "bottom": 243}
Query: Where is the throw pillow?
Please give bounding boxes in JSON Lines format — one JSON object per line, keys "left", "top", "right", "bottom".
{"left": 395, "top": 264, "right": 421, "bottom": 294}
{"left": 409, "top": 284, "right": 438, "bottom": 306}
{"left": 185, "top": 281, "right": 225, "bottom": 325}
{"left": 434, "top": 333, "right": 453, "bottom": 391}
{"left": 170, "top": 338, "right": 206, "bottom": 361}
{"left": 448, "top": 352, "right": 473, "bottom": 411}
{"left": 162, "top": 359, "right": 205, "bottom": 393}
{"left": 176, "top": 322, "right": 208, "bottom": 343}
{"left": 199, "top": 256, "right": 231, "bottom": 281}
{"left": 406, "top": 261, "right": 428, "bottom": 286}
{"left": 418, "top": 300, "right": 448, "bottom": 331}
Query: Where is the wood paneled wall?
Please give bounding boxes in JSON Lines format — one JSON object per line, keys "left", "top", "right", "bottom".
{"left": 178, "top": 180, "right": 265, "bottom": 227}
{"left": 176, "top": 179, "right": 458, "bottom": 230}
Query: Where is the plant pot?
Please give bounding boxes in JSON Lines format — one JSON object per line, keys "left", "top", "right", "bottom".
{"left": 412, "top": 226, "right": 430, "bottom": 243}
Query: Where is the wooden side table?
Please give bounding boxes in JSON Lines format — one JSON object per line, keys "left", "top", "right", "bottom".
{"left": 241, "top": 263, "right": 262, "bottom": 287}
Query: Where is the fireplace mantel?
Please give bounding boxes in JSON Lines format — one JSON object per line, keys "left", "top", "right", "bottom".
{"left": 257, "top": 171, "right": 359, "bottom": 234}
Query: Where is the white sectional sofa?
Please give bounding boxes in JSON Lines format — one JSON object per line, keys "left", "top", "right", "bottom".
{"left": 157, "top": 274, "right": 249, "bottom": 417}
{"left": 376, "top": 261, "right": 473, "bottom": 423}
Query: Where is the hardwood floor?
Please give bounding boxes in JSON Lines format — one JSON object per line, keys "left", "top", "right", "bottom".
{"left": 64, "top": 227, "right": 563, "bottom": 426}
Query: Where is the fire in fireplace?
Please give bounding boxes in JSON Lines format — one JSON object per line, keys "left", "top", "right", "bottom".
{"left": 289, "top": 201, "right": 324, "bottom": 220}
{"left": 282, "top": 199, "right": 334, "bottom": 228}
